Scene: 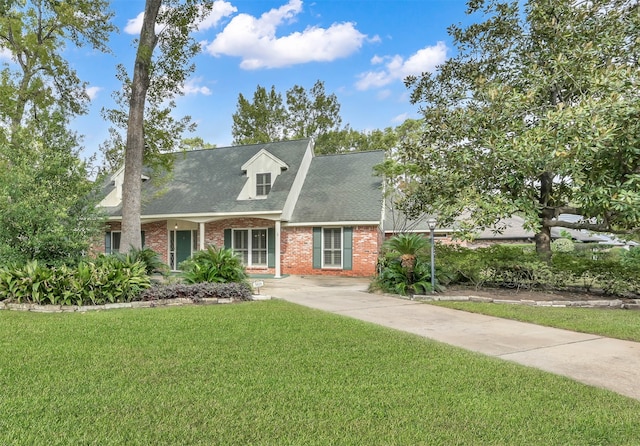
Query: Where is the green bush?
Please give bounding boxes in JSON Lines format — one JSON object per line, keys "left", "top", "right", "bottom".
{"left": 620, "top": 248, "right": 640, "bottom": 269}
{"left": 389, "top": 243, "right": 638, "bottom": 297}
{"left": 180, "top": 245, "right": 247, "bottom": 284}
{"left": 435, "top": 244, "right": 485, "bottom": 286}
{"left": 373, "top": 234, "right": 440, "bottom": 296}
{"left": 0, "top": 257, "right": 151, "bottom": 305}
{"left": 373, "top": 257, "right": 436, "bottom": 295}
{"left": 115, "top": 247, "right": 169, "bottom": 276}
{"left": 552, "top": 238, "right": 575, "bottom": 252}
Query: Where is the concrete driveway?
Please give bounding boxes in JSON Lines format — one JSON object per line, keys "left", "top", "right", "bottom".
{"left": 261, "top": 275, "right": 640, "bottom": 401}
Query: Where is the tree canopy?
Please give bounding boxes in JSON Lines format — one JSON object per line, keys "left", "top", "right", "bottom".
{"left": 387, "top": 0, "right": 640, "bottom": 255}
{"left": 231, "top": 80, "right": 342, "bottom": 145}
{"left": 0, "top": 0, "right": 114, "bottom": 264}
{"left": 0, "top": 114, "right": 103, "bottom": 264}
{"left": 0, "top": 0, "right": 114, "bottom": 141}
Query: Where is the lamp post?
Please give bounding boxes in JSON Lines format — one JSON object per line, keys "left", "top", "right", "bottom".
{"left": 427, "top": 217, "right": 437, "bottom": 294}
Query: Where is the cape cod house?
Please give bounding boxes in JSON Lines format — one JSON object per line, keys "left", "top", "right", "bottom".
{"left": 97, "top": 139, "right": 385, "bottom": 277}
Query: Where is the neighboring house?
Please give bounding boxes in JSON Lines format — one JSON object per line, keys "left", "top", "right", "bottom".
{"left": 383, "top": 211, "right": 612, "bottom": 247}
{"left": 97, "top": 139, "right": 385, "bottom": 277}
{"left": 471, "top": 215, "right": 609, "bottom": 247}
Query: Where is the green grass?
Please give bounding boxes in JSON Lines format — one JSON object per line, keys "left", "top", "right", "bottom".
{"left": 2, "top": 300, "right": 640, "bottom": 445}
{"left": 430, "top": 301, "right": 640, "bottom": 342}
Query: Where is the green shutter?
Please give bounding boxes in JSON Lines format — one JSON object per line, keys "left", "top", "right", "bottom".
{"left": 224, "top": 229, "right": 232, "bottom": 249}
{"left": 343, "top": 227, "right": 353, "bottom": 270}
{"left": 141, "top": 231, "right": 145, "bottom": 248}
{"left": 105, "top": 232, "right": 111, "bottom": 254}
{"left": 312, "top": 227, "right": 322, "bottom": 269}
{"left": 267, "top": 227, "right": 275, "bottom": 268}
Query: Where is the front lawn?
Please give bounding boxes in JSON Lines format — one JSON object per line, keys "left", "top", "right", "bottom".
{"left": 2, "top": 300, "right": 639, "bottom": 445}
{"left": 430, "top": 301, "right": 640, "bottom": 342}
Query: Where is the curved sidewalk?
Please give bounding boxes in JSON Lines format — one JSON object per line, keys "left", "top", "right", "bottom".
{"left": 261, "top": 275, "right": 640, "bottom": 401}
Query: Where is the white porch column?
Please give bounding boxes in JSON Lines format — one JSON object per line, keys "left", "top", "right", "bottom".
{"left": 199, "top": 222, "right": 205, "bottom": 251}
{"left": 274, "top": 220, "right": 282, "bottom": 278}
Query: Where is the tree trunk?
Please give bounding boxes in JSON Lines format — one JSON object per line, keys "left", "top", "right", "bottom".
{"left": 535, "top": 225, "right": 552, "bottom": 262}
{"left": 119, "top": 0, "right": 161, "bottom": 253}
{"left": 536, "top": 171, "right": 553, "bottom": 260}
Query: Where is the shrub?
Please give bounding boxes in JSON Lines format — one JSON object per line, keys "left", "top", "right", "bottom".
{"left": 552, "top": 238, "right": 575, "bottom": 252}
{"left": 435, "top": 244, "right": 485, "bottom": 286}
{"left": 373, "top": 255, "right": 443, "bottom": 296}
{"left": 620, "top": 247, "right": 640, "bottom": 269}
{"left": 139, "top": 282, "right": 253, "bottom": 302}
{"left": 180, "top": 245, "right": 247, "bottom": 284}
{"left": 383, "top": 233, "right": 429, "bottom": 272}
{"left": 0, "top": 260, "right": 56, "bottom": 304}
{"left": 115, "top": 247, "right": 169, "bottom": 276}
{"left": 0, "top": 257, "right": 151, "bottom": 305}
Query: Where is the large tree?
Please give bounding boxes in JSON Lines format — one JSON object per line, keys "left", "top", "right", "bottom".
{"left": 0, "top": 0, "right": 114, "bottom": 264}
{"left": 231, "top": 85, "right": 287, "bottom": 145}
{"left": 0, "top": 113, "right": 103, "bottom": 264}
{"left": 117, "top": 0, "right": 214, "bottom": 253}
{"left": 231, "top": 80, "right": 342, "bottom": 145}
{"left": 391, "top": 0, "right": 640, "bottom": 256}
{"left": 286, "top": 80, "right": 342, "bottom": 140}
{"left": 0, "top": 0, "right": 114, "bottom": 141}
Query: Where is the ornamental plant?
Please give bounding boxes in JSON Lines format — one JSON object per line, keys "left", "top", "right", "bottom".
{"left": 180, "top": 245, "right": 247, "bottom": 284}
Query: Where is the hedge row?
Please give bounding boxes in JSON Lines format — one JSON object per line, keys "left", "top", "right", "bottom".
{"left": 435, "top": 244, "right": 640, "bottom": 296}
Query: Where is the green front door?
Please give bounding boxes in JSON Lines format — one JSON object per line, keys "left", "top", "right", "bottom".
{"left": 176, "top": 230, "right": 192, "bottom": 268}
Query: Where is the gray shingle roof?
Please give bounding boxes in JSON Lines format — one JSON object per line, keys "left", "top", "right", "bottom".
{"left": 103, "top": 139, "right": 310, "bottom": 217}
{"left": 289, "top": 150, "right": 385, "bottom": 223}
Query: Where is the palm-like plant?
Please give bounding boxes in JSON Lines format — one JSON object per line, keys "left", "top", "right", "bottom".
{"left": 383, "top": 233, "right": 429, "bottom": 274}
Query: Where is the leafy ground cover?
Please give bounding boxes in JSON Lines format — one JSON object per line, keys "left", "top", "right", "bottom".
{"left": 2, "top": 300, "right": 640, "bottom": 445}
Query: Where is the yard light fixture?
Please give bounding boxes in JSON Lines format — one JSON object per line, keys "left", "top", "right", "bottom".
{"left": 427, "top": 217, "right": 437, "bottom": 294}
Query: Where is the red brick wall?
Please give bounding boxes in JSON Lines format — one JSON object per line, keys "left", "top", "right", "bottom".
{"left": 281, "top": 226, "right": 313, "bottom": 275}
{"left": 205, "top": 218, "right": 276, "bottom": 275}
{"left": 93, "top": 219, "right": 381, "bottom": 277}
{"left": 281, "top": 225, "right": 380, "bottom": 277}
{"left": 142, "top": 221, "right": 168, "bottom": 263}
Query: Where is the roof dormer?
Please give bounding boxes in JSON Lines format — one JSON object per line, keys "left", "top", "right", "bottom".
{"left": 237, "top": 149, "right": 288, "bottom": 200}
{"left": 99, "top": 167, "right": 150, "bottom": 207}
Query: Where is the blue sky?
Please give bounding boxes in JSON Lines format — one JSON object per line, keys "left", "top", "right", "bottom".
{"left": 59, "top": 0, "right": 473, "bottom": 161}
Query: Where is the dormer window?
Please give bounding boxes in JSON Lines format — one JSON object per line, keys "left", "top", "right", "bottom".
{"left": 237, "top": 149, "right": 287, "bottom": 201}
{"left": 256, "top": 173, "right": 271, "bottom": 196}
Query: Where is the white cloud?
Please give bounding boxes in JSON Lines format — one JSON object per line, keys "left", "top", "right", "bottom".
{"left": 0, "top": 47, "right": 13, "bottom": 61}
{"left": 181, "top": 77, "right": 212, "bottom": 96}
{"left": 355, "top": 41, "right": 447, "bottom": 90}
{"left": 205, "top": 0, "right": 368, "bottom": 69}
{"left": 85, "top": 86, "right": 102, "bottom": 100}
{"left": 124, "top": 11, "right": 146, "bottom": 35}
{"left": 196, "top": 1, "right": 237, "bottom": 31}
{"left": 392, "top": 113, "right": 409, "bottom": 123}
{"left": 124, "top": 1, "right": 236, "bottom": 35}
{"left": 370, "top": 55, "right": 385, "bottom": 65}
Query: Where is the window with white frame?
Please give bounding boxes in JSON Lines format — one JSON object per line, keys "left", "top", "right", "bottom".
{"left": 323, "top": 228, "right": 342, "bottom": 268}
{"left": 233, "top": 229, "right": 267, "bottom": 266}
{"left": 105, "top": 231, "right": 121, "bottom": 254}
{"left": 256, "top": 173, "right": 271, "bottom": 196}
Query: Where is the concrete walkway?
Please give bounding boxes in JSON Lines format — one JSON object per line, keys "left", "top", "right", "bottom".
{"left": 260, "top": 275, "right": 640, "bottom": 401}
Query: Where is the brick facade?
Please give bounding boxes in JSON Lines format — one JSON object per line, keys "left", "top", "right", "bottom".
{"left": 95, "top": 219, "right": 382, "bottom": 277}
{"left": 281, "top": 225, "right": 380, "bottom": 277}
{"left": 204, "top": 218, "right": 277, "bottom": 276}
